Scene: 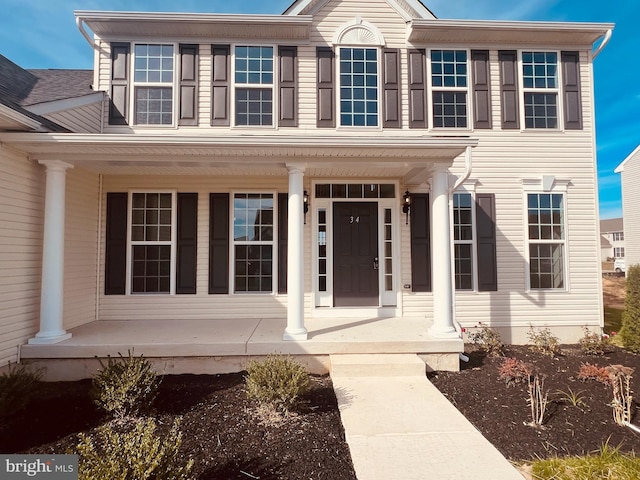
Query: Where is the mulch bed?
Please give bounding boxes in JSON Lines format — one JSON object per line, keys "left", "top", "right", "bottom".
{"left": 0, "top": 373, "right": 357, "bottom": 480}
{"left": 429, "top": 344, "right": 640, "bottom": 462}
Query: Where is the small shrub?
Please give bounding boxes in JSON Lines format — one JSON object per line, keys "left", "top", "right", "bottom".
{"left": 245, "top": 354, "right": 310, "bottom": 413}
{"left": 577, "top": 362, "right": 611, "bottom": 385}
{"left": 498, "top": 357, "right": 533, "bottom": 386}
{"left": 467, "top": 323, "right": 505, "bottom": 357}
{"left": 527, "top": 374, "right": 549, "bottom": 426}
{"left": 0, "top": 363, "right": 44, "bottom": 418}
{"left": 90, "top": 351, "right": 160, "bottom": 418}
{"left": 620, "top": 264, "right": 640, "bottom": 353}
{"left": 74, "top": 417, "right": 193, "bottom": 480}
{"left": 606, "top": 364, "right": 634, "bottom": 427}
{"left": 527, "top": 326, "right": 561, "bottom": 357}
{"left": 578, "top": 326, "right": 608, "bottom": 356}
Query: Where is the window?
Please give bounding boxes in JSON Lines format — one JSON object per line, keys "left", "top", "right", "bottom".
{"left": 234, "top": 46, "right": 274, "bottom": 126}
{"left": 613, "top": 232, "right": 624, "bottom": 242}
{"left": 133, "top": 44, "right": 174, "bottom": 125}
{"left": 130, "top": 193, "right": 174, "bottom": 293}
{"left": 233, "top": 193, "right": 274, "bottom": 292}
{"left": 339, "top": 48, "right": 378, "bottom": 127}
{"left": 453, "top": 193, "right": 474, "bottom": 290}
{"left": 614, "top": 247, "right": 625, "bottom": 258}
{"left": 527, "top": 193, "right": 565, "bottom": 289}
{"left": 522, "top": 52, "right": 558, "bottom": 129}
{"left": 431, "top": 50, "right": 468, "bottom": 128}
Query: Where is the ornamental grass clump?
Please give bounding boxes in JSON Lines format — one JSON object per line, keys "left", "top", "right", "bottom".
{"left": 527, "top": 374, "right": 549, "bottom": 427}
{"left": 0, "top": 363, "right": 44, "bottom": 418}
{"left": 245, "top": 354, "right": 310, "bottom": 413}
{"left": 620, "top": 264, "right": 640, "bottom": 353}
{"left": 90, "top": 351, "right": 161, "bottom": 418}
{"left": 606, "top": 364, "right": 634, "bottom": 427}
{"left": 74, "top": 417, "right": 194, "bottom": 480}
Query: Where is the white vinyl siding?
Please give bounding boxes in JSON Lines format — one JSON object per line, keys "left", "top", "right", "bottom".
{"left": 42, "top": 102, "right": 103, "bottom": 133}
{"left": 619, "top": 150, "right": 640, "bottom": 269}
{"left": 0, "top": 146, "right": 44, "bottom": 365}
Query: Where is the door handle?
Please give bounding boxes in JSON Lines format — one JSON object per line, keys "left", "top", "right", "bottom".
{"left": 373, "top": 257, "right": 379, "bottom": 270}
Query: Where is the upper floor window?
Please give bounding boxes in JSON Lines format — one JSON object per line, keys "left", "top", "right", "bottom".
{"left": 339, "top": 48, "right": 379, "bottom": 127}
{"left": 613, "top": 232, "right": 624, "bottom": 241}
{"left": 522, "top": 52, "right": 558, "bottom": 129}
{"left": 614, "top": 247, "right": 625, "bottom": 258}
{"left": 430, "top": 50, "right": 468, "bottom": 128}
{"left": 234, "top": 46, "right": 274, "bottom": 126}
{"left": 133, "top": 44, "right": 174, "bottom": 125}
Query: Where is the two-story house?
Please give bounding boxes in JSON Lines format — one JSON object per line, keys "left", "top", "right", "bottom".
{"left": 616, "top": 146, "right": 640, "bottom": 271}
{"left": 0, "top": 0, "right": 613, "bottom": 374}
{"left": 600, "top": 218, "right": 625, "bottom": 262}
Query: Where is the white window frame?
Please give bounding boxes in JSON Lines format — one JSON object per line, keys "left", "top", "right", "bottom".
{"left": 337, "top": 46, "right": 382, "bottom": 129}
{"left": 452, "top": 190, "right": 477, "bottom": 291}
{"left": 613, "top": 232, "right": 624, "bottom": 242}
{"left": 230, "top": 191, "right": 277, "bottom": 295}
{"left": 131, "top": 43, "right": 177, "bottom": 127}
{"left": 519, "top": 50, "right": 563, "bottom": 130}
{"left": 231, "top": 44, "right": 277, "bottom": 128}
{"left": 126, "top": 190, "right": 177, "bottom": 295}
{"left": 427, "top": 48, "right": 471, "bottom": 130}
{"left": 614, "top": 247, "right": 625, "bottom": 258}
{"left": 522, "top": 178, "right": 570, "bottom": 291}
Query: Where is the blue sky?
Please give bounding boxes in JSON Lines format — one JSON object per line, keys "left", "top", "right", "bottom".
{"left": 1, "top": 0, "right": 638, "bottom": 219}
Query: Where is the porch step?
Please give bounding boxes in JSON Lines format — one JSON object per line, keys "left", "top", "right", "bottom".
{"left": 330, "top": 353, "right": 426, "bottom": 378}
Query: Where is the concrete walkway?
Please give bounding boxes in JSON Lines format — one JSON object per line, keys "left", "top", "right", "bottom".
{"left": 330, "top": 354, "right": 524, "bottom": 480}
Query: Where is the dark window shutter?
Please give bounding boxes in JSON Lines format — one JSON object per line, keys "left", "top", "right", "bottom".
{"left": 408, "top": 49, "right": 427, "bottom": 129}
{"left": 211, "top": 45, "right": 230, "bottom": 126}
{"left": 317, "top": 47, "right": 335, "bottom": 128}
{"left": 279, "top": 46, "right": 298, "bottom": 127}
{"left": 471, "top": 50, "right": 492, "bottom": 129}
{"left": 105, "top": 193, "right": 128, "bottom": 295}
{"left": 209, "top": 194, "right": 229, "bottom": 294}
{"left": 410, "top": 193, "right": 431, "bottom": 292}
{"left": 476, "top": 194, "right": 497, "bottom": 292}
{"left": 179, "top": 44, "right": 198, "bottom": 126}
{"left": 498, "top": 51, "right": 519, "bottom": 130}
{"left": 176, "top": 193, "right": 198, "bottom": 294}
{"left": 562, "top": 51, "right": 582, "bottom": 130}
{"left": 109, "top": 43, "right": 130, "bottom": 125}
{"left": 278, "top": 193, "right": 288, "bottom": 294}
{"left": 382, "top": 48, "right": 400, "bottom": 128}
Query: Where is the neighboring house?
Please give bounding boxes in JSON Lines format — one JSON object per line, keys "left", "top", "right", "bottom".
{"left": 0, "top": 0, "right": 613, "bottom": 368}
{"left": 600, "top": 217, "right": 624, "bottom": 261}
{"left": 615, "top": 145, "right": 640, "bottom": 271}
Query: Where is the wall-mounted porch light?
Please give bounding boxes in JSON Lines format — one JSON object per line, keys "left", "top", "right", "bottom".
{"left": 303, "top": 190, "right": 310, "bottom": 224}
{"left": 402, "top": 190, "right": 411, "bottom": 225}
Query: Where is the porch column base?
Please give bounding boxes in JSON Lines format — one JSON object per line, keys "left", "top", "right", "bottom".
{"left": 28, "top": 331, "right": 72, "bottom": 345}
{"left": 428, "top": 325, "right": 459, "bottom": 339}
{"left": 283, "top": 328, "right": 308, "bottom": 341}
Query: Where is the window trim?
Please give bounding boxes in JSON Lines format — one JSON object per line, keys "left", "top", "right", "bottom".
{"left": 336, "top": 46, "right": 382, "bottom": 129}
{"left": 230, "top": 190, "right": 278, "bottom": 295}
{"left": 125, "top": 190, "right": 177, "bottom": 295}
{"left": 130, "top": 42, "right": 178, "bottom": 128}
{"left": 231, "top": 44, "right": 277, "bottom": 128}
{"left": 427, "top": 48, "right": 472, "bottom": 131}
{"left": 522, "top": 178, "right": 570, "bottom": 292}
{"left": 518, "top": 50, "right": 563, "bottom": 131}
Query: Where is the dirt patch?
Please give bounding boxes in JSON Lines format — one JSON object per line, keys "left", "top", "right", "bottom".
{"left": 0, "top": 373, "right": 357, "bottom": 480}
{"left": 603, "top": 276, "right": 626, "bottom": 310}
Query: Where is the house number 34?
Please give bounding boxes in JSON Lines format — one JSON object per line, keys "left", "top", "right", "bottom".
{"left": 349, "top": 216, "right": 360, "bottom": 224}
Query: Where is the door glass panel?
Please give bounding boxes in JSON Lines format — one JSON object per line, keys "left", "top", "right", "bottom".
{"left": 318, "top": 209, "right": 327, "bottom": 292}
{"left": 384, "top": 208, "right": 393, "bottom": 292}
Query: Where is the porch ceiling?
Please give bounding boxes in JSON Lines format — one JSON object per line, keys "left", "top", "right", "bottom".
{"left": 0, "top": 132, "right": 477, "bottom": 179}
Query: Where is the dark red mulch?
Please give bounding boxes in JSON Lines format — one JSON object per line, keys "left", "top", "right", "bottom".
{"left": 429, "top": 344, "right": 640, "bottom": 462}
{"left": 0, "top": 373, "right": 357, "bottom": 480}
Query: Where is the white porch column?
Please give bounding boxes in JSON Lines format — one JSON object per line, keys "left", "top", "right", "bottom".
{"left": 29, "top": 160, "right": 74, "bottom": 344}
{"left": 284, "top": 164, "right": 308, "bottom": 341}
{"left": 429, "top": 169, "right": 458, "bottom": 338}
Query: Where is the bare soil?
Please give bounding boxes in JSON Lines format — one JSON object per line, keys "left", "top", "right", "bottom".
{"left": 603, "top": 275, "right": 627, "bottom": 310}
{"left": 0, "top": 373, "right": 357, "bottom": 480}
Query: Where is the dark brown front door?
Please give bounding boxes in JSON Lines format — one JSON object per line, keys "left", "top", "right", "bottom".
{"left": 333, "top": 202, "right": 379, "bottom": 306}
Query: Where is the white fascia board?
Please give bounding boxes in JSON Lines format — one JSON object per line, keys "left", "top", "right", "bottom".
{"left": 0, "top": 104, "right": 44, "bottom": 131}
{"left": 615, "top": 144, "right": 640, "bottom": 173}
{"left": 27, "top": 92, "right": 105, "bottom": 116}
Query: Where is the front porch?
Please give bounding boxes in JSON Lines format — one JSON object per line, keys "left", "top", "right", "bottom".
{"left": 20, "top": 316, "right": 463, "bottom": 380}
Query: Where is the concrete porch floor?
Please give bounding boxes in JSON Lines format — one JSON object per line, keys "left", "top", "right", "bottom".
{"left": 20, "top": 317, "right": 463, "bottom": 380}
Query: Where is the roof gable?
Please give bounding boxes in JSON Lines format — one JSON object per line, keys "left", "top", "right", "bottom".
{"left": 615, "top": 145, "right": 640, "bottom": 173}
{"left": 284, "top": 0, "right": 436, "bottom": 20}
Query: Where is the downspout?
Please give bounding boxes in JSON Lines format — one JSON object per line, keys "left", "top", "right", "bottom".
{"left": 76, "top": 17, "right": 99, "bottom": 51}
{"left": 592, "top": 29, "right": 612, "bottom": 60}
{"left": 449, "top": 146, "right": 473, "bottom": 335}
